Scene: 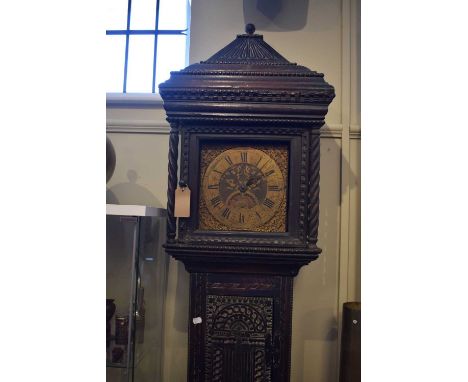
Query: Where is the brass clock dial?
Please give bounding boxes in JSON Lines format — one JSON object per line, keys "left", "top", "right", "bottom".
{"left": 202, "top": 147, "right": 286, "bottom": 230}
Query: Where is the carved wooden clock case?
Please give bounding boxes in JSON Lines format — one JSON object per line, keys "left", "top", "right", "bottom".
{"left": 159, "top": 25, "right": 335, "bottom": 382}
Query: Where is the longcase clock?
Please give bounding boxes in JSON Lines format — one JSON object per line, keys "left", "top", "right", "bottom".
{"left": 159, "top": 24, "right": 335, "bottom": 382}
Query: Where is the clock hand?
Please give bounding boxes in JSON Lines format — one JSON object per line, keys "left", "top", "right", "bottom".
{"left": 235, "top": 166, "right": 251, "bottom": 193}
{"left": 238, "top": 166, "right": 250, "bottom": 192}
{"left": 237, "top": 177, "right": 245, "bottom": 192}
{"left": 246, "top": 175, "right": 263, "bottom": 189}
{"left": 245, "top": 177, "right": 255, "bottom": 187}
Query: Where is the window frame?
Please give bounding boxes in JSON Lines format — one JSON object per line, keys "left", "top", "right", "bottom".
{"left": 106, "top": 0, "right": 190, "bottom": 94}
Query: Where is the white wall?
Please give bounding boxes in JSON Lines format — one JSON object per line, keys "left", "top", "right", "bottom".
{"left": 106, "top": 0, "right": 360, "bottom": 380}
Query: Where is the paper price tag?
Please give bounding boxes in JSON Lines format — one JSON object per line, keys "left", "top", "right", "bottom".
{"left": 174, "top": 186, "right": 191, "bottom": 217}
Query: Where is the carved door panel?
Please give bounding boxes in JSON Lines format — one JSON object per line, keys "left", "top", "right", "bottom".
{"left": 206, "top": 295, "right": 273, "bottom": 381}
{"left": 189, "top": 273, "right": 292, "bottom": 382}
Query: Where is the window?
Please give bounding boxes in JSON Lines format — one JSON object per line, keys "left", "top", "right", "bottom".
{"left": 106, "top": 0, "right": 190, "bottom": 93}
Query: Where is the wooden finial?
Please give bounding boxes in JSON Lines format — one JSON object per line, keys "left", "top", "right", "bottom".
{"left": 245, "top": 23, "right": 256, "bottom": 35}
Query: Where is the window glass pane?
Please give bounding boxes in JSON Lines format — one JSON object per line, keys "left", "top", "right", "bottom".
{"left": 126, "top": 36, "right": 155, "bottom": 93}
{"left": 158, "top": 0, "right": 189, "bottom": 30}
{"left": 156, "top": 35, "right": 187, "bottom": 89}
{"left": 106, "top": 36, "right": 126, "bottom": 92}
{"left": 130, "top": 0, "right": 156, "bottom": 29}
{"left": 106, "top": 0, "right": 129, "bottom": 30}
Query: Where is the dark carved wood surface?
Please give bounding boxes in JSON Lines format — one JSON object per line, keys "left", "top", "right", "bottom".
{"left": 160, "top": 27, "right": 335, "bottom": 382}
{"left": 202, "top": 32, "right": 290, "bottom": 64}
{"left": 168, "top": 117, "right": 326, "bottom": 127}
{"left": 308, "top": 132, "right": 321, "bottom": 246}
{"left": 166, "top": 123, "right": 179, "bottom": 242}
{"left": 165, "top": 245, "right": 319, "bottom": 277}
{"left": 205, "top": 295, "right": 273, "bottom": 381}
{"left": 188, "top": 273, "right": 294, "bottom": 382}
{"left": 160, "top": 88, "right": 334, "bottom": 104}
{"left": 178, "top": 130, "right": 307, "bottom": 248}
{"left": 159, "top": 31, "right": 335, "bottom": 125}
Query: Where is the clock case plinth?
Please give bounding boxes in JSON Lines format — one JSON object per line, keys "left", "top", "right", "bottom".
{"left": 159, "top": 28, "right": 334, "bottom": 382}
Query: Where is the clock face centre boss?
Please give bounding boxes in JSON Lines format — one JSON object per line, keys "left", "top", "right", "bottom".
{"left": 201, "top": 146, "right": 287, "bottom": 231}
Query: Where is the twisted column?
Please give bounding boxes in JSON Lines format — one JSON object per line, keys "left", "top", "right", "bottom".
{"left": 307, "top": 132, "right": 321, "bottom": 246}
{"left": 166, "top": 123, "right": 179, "bottom": 242}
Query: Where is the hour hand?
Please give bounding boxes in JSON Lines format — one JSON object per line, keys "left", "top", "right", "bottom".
{"left": 246, "top": 175, "right": 262, "bottom": 189}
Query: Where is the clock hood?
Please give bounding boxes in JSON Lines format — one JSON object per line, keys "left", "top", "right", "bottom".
{"left": 159, "top": 24, "right": 335, "bottom": 126}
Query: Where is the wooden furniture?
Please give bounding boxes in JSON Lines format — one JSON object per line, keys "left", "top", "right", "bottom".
{"left": 339, "top": 302, "right": 361, "bottom": 382}
{"left": 159, "top": 24, "right": 335, "bottom": 382}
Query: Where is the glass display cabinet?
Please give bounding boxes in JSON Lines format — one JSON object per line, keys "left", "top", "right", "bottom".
{"left": 106, "top": 204, "right": 167, "bottom": 382}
